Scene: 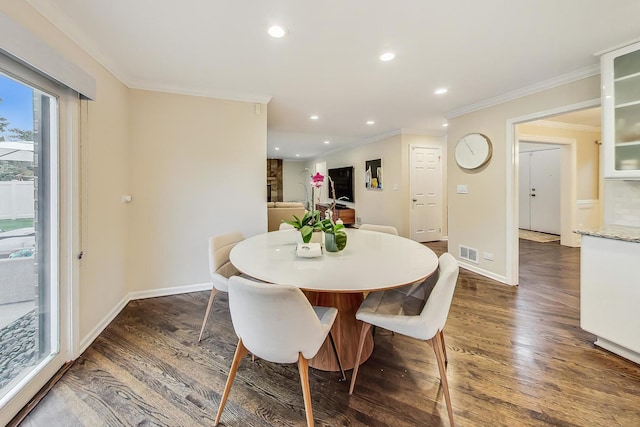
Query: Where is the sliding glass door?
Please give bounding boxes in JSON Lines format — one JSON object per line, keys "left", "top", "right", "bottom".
{"left": 0, "top": 55, "right": 74, "bottom": 425}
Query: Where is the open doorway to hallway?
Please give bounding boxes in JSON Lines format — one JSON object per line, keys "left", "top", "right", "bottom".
{"left": 516, "top": 107, "right": 601, "bottom": 284}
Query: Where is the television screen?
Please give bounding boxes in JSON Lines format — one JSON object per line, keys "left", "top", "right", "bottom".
{"left": 328, "top": 166, "right": 354, "bottom": 203}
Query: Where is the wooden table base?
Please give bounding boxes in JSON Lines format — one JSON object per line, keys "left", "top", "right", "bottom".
{"left": 304, "top": 291, "right": 374, "bottom": 372}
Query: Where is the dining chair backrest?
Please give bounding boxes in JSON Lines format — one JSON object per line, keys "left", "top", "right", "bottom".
{"left": 228, "top": 276, "right": 330, "bottom": 364}
{"left": 359, "top": 224, "right": 399, "bottom": 235}
{"left": 209, "top": 231, "right": 244, "bottom": 279}
{"left": 417, "top": 253, "right": 459, "bottom": 340}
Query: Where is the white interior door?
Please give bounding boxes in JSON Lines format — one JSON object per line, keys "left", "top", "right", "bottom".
{"left": 530, "top": 148, "right": 561, "bottom": 234}
{"left": 519, "top": 146, "right": 561, "bottom": 234}
{"left": 410, "top": 146, "right": 441, "bottom": 242}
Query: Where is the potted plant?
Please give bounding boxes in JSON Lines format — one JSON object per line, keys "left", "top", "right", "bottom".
{"left": 283, "top": 210, "right": 323, "bottom": 243}
{"left": 319, "top": 216, "right": 347, "bottom": 252}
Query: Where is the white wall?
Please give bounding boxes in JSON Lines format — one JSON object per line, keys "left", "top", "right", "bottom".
{"left": 282, "top": 160, "right": 309, "bottom": 203}
{"left": 128, "top": 89, "right": 267, "bottom": 292}
{"left": 447, "top": 76, "right": 601, "bottom": 283}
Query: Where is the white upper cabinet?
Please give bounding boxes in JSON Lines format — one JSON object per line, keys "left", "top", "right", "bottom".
{"left": 602, "top": 41, "right": 640, "bottom": 178}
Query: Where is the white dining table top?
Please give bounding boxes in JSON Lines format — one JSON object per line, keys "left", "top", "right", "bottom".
{"left": 230, "top": 228, "right": 439, "bottom": 293}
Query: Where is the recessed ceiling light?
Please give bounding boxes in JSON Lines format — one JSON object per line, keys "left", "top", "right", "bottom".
{"left": 268, "top": 25, "right": 287, "bottom": 38}
{"left": 442, "top": 123, "right": 449, "bottom": 127}
{"left": 366, "top": 120, "right": 375, "bottom": 125}
{"left": 295, "top": 154, "right": 300, "bottom": 157}
{"left": 324, "top": 140, "right": 330, "bottom": 144}
{"left": 275, "top": 147, "right": 280, "bottom": 150}
{"left": 379, "top": 52, "right": 395, "bottom": 62}
{"left": 434, "top": 88, "right": 448, "bottom": 95}
{"left": 310, "top": 115, "right": 319, "bottom": 120}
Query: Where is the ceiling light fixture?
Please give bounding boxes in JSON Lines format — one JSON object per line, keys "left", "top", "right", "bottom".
{"left": 310, "top": 115, "right": 319, "bottom": 120}
{"left": 267, "top": 25, "right": 287, "bottom": 38}
{"left": 295, "top": 154, "right": 300, "bottom": 157}
{"left": 379, "top": 52, "right": 395, "bottom": 62}
{"left": 324, "top": 140, "right": 330, "bottom": 144}
{"left": 434, "top": 88, "right": 448, "bottom": 95}
{"left": 366, "top": 120, "right": 375, "bottom": 125}
{"left": 442, "top": 123, "right": 449, "bottom": 127}
{"left": 275, "top": 147, "right": 280, "bottom": 150}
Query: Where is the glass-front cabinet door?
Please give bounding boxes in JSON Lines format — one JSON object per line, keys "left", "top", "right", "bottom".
{"left": 602, "top": 41, "right": 640, "bottom": 178}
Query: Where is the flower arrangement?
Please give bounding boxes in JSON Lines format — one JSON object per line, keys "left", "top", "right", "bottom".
{"left": 283, "top": 170, "right": 347, "bottom": 251}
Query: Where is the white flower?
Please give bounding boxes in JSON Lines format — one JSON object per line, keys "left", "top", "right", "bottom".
{"left": 325, "top": 210, "right": 333, "bottom": 220}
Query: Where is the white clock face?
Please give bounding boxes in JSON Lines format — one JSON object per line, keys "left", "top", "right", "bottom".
{"left": 455, "top": 133, "right": 492, "bottom": 170}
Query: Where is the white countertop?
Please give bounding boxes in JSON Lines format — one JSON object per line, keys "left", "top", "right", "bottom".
{"left": 574, "top": 224, "right": 640, "bottom": 243}
{"left": 230, "top": 228, "right": 439, "bottom": 293}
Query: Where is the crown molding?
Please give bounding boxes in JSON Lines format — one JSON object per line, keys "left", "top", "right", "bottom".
{"left": 127, "top": 79, "right": 273, "bottom": 104}
{"left": 446, "top": 64, "right": 601, "bottom": 119}
{"left": 400, "top": 128, "right": 447, "bottom": 137}
{"left": 527, "top": 120, "right": 601, "bottom": 133}
{"left": 594, "top": 37, "right": 640, "bottom": 56}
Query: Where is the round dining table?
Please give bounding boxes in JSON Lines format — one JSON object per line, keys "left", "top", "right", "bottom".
{"left": 229, "top": 228, "right": 439, "bottom": 371}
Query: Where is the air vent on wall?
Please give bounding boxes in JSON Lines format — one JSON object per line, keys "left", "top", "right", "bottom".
{"left": 459, "top": 245, "right": 479, "bottom": 264}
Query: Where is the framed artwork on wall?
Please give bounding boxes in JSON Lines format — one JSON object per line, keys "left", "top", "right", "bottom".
{"left": 365, "top": 158, "right": 382, "bottom": 190}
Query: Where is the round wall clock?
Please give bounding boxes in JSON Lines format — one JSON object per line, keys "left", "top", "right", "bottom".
{"left": 454, "top": 133, "right": 492, "bottom": 170}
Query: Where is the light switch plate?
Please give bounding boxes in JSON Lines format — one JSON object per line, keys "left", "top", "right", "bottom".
{"left": 457, "top": 185, "right": 468, "bottom": 194}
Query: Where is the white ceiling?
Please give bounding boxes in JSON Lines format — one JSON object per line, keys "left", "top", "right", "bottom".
{"left": 27, "top": 0, "right": 638, "bottom": 159}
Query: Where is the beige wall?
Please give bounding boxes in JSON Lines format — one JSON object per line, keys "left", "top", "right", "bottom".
{"left": 128, "top": 90, "right": 267, "bottom": 292}
{"left": 1, "top": 2, "right": 132, "bottom": 342}
{"left": 1, "top": 3, "right": 268, "bottom": 347}
{"left": 448, "top": 76, "right": 601, "bottom": 282}
{"left": 518, "top": 123, "right": 601, "bottom": 200}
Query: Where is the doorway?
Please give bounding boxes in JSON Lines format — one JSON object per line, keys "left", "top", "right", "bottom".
{"left": 0, "top": 55, "right": 77, "bottom": 425}
{"left": 507, "top": 102, "right": 602, "bottom": 285}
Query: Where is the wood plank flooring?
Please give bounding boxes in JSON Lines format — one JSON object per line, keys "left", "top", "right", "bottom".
{"left": 15, "top": 240, "right": 640, "bottom": 426}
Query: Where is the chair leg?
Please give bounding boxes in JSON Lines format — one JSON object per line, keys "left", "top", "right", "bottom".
{"left": 298, "top": 353, "right": 314, "bottom": 427}
{"left": 214, "top": 339, "right": 249, "bottom": 426}
{"left": 198, "top": 288, "right": 219, "bottom": 342}
{"left": 348, "top": 322, "right": 372, "bottom": 395}
{"left": 327, "top": 331, "right": 346, "bottom": 381}
{"left": 431, "top": 333, "right": 455, "bottom": 427}
{"left": 439, "top": 330, "right": 448, "bottom": 367}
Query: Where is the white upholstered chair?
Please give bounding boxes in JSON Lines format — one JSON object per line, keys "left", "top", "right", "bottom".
{"left": 279, "top": 222, "right": 295, "bottom": 230}
{"left": 349, "top": 253, "right": 459, "bottom": 427}
{"left": 214, "top": 276, "right": 344, "bottom": 427}
{"left": 359, "top": 223, "right": 399, "bottom": 235}
{"left": 198, "top": 231, "right": 245, "bottom": 342}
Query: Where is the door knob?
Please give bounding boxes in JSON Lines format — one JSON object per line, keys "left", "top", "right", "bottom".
{"left": 413, "top": 198, "right": 417, "bottom": 202}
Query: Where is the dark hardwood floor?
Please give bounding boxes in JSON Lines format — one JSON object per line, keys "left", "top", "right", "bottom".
{"left": 15, "top": 240, "right": 640, "bottom": 426}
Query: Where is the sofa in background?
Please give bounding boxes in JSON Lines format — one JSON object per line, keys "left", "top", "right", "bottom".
{"left": 267, "top": 202, "right": 306, "bottom": 232}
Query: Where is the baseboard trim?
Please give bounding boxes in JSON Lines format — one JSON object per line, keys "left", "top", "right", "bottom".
{"left": 457, "top": 260, "right": 511, "bottom": 285}
{"left": 78, "top": 282, "right": 211, "bottom": 356}
{"left": 78, "top": 293, "right": 129, "bottom": 355}
{"left": 128, "top": 282, "right": 212, "bottom": 301}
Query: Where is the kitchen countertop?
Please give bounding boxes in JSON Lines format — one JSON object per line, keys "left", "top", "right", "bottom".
{"left": 574, "top": 224, "right": 640, "bottom": 243}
